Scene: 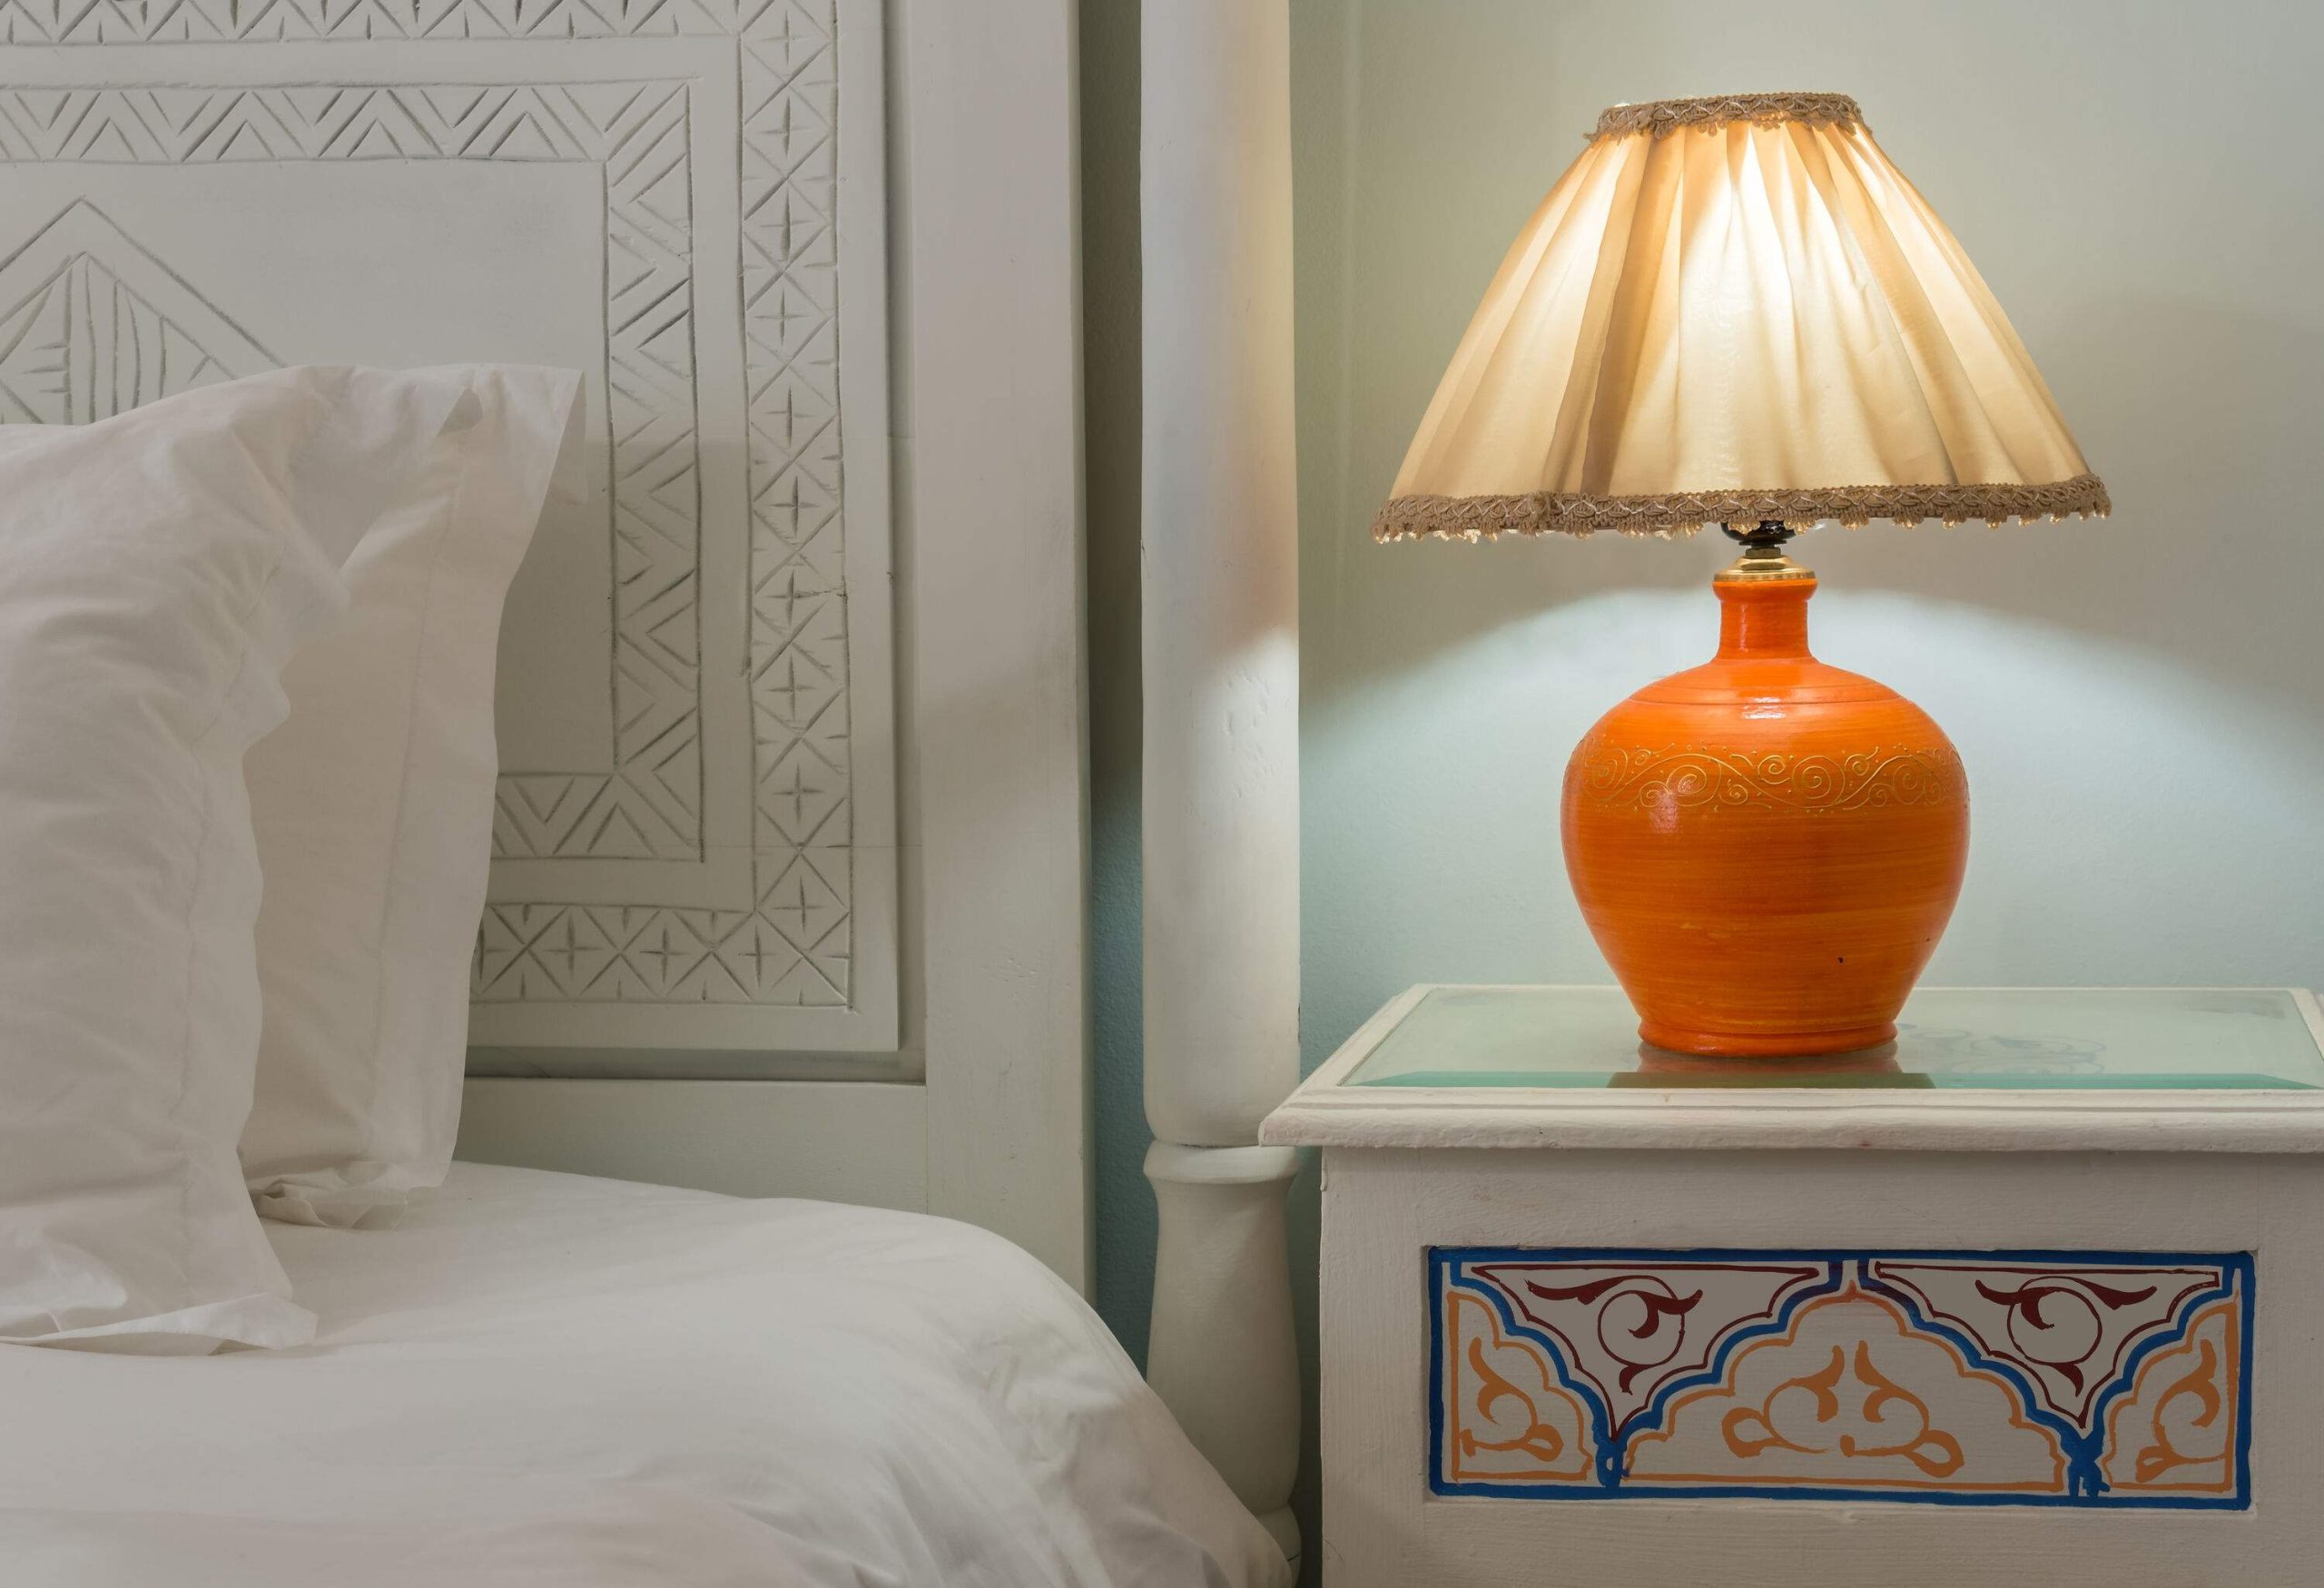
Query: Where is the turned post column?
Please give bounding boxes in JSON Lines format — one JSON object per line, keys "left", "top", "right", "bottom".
{"left": 1139, "top": 0, "right": 1302, "bottom": 1563}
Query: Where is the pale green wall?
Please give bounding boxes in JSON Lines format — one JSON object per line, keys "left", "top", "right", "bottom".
{"left": 1087, "top": 0, "right": 2324, "bottom": 1573}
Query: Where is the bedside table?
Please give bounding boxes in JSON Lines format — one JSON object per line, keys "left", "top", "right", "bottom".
{"left": 1261, "top": 985, "right": 2324, "bottom": 1588}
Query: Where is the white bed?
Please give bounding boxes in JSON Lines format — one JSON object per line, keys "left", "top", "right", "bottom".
{"left": 0, "top": 1162, "right": 1285, "bottom": 1588}
{"left": 0, "top": 0, "right": 1306, "bottom": 1567}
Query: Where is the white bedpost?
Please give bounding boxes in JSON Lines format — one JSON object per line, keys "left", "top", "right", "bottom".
{"left": 1139, "top": 0, "right": 1303, "bottom": 1563}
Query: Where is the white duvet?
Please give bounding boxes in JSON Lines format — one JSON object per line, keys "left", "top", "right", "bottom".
{"left": 0, "top": 1164, "right": 1289, "bottom": 1588}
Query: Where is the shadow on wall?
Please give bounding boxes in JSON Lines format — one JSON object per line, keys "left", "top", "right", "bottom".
{"left": 1828, "top": 296, "right": 2324, "bottom": 714}
{"left": 1307, "top": 587, "right": 2324, "bottom": 978}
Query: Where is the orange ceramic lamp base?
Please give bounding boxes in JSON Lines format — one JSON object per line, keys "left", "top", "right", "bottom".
{"left": 1561, "top": 556, "right": 1969, "bottom": 1059}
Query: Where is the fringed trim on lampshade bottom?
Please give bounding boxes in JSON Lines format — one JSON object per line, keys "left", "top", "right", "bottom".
{"left": 1371, "top": 473, "right": 2112, "bottom": 543}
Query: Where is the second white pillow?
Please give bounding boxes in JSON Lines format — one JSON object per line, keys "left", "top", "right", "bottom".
{"left": 241, "top": 366, "right": 582, "bottom": 1228}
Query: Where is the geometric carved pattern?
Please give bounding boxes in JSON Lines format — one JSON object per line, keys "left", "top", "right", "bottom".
{"left": 1, "top": 0, "right": 863, "bottom": 1009}
{"left": 470, "top": 79, "right": 706, "bottom": 866}
{"left": 1433, "top": 1248, "right": 2253, "bottom": 1507}
{"left": 0, "top": 0, "right": 794, "bottom": 45}
{"left": 0, "top": 84, "right": 709, "bottom": 867}
{"left": 0, "top": 202, "right": 274, "bottom": 420}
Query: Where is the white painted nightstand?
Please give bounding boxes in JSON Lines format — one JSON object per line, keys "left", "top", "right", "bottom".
{"left": 1261, "top": 986, "right": 2324, "bottom": 1588}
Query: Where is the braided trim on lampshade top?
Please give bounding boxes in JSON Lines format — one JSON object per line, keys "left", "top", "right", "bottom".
{"left": 1592, "top": 93, "right": 1864, "bottom": 141}
{"left": 1372, "top": 473, "right": 2112, "bottom": 543}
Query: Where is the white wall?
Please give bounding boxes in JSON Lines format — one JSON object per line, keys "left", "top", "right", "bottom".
{"left": 1295, "top": 0, "right": 2324, "bottom": 1065}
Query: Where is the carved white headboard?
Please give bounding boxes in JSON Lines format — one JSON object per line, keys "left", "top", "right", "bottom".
{"left": 0, "top": 0, "right": 894, "bottom": 1056}
{"left": 0, "top": 4, "right": 1092, "bottom": 1286}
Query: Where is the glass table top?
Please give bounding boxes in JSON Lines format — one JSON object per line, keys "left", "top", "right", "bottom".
{"left": 1343, "top": 987, "right": 2324, "bottom": 1092}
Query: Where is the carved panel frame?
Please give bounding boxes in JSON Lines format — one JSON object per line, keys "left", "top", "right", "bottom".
{"left": 0, "top": 0, "right": 898, "bottom": 1053}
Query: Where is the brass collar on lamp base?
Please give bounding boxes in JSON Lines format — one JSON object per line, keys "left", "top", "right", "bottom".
{"left": 1371, "top": 91, "right": 2105, "bottom": 1060}
{"left": 1715, "top": 520, "right": 1812, "bottom": 586}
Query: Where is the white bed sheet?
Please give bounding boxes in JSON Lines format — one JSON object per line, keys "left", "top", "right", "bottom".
{"left": 0, "top": 1163, "right": 1289, "bottom": 1588}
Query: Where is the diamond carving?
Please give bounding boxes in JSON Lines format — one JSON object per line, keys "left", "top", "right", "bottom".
{"left": 0, "top": 200, "right": 272, "bottom": 421}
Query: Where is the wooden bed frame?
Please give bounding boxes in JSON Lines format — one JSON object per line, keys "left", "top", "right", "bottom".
{"left": 0, "top": 0, "right": 1303, "bottom": 1563}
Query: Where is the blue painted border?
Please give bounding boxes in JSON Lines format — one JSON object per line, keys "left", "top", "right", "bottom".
{"left": 1426, "top": 1246, "right": 2254, "bottom": 1509}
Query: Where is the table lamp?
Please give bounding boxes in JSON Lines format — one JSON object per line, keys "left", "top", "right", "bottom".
{"left": 1376, "top": 92, "right": 2107, "bottom": 1059}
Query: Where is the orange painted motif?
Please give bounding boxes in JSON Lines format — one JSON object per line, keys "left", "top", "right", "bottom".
{"left": 1719, "top": 1340, "right": 1964, "bottom": 1478}
{"left": 1561, "top": 574, "right": 1968, "bottom": 1058}
{"left": 2101, "top": 1299, "right": 2242, "bottom": 1494}
{"left": 1627, "top": 1289, "right": 2066, "bottom": 1494}
{"left": 1442, "top": 1289, "right": 1593, "bottom": 1483}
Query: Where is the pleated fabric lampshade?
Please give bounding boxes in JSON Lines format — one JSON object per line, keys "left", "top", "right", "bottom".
{"left": 1374, "top": 92, "right": 2107, "bottom": 540}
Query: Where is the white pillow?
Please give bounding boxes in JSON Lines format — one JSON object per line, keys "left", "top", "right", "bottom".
{"left": 241, "top": 367, "right": 581, "bottom": 1228}
{"left": 0, "top": 368, "right": 469, "bottom": 1354}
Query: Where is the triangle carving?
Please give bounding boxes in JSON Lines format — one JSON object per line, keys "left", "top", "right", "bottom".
{"left": 0, "top": 200, "right": 276, "bottom": 424}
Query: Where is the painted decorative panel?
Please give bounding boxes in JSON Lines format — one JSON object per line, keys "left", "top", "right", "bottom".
{"left": 1431, "top": 1248, "right": 2253, "bottom": 1508}
{"left": 0, "top": 0, "right": 897, "bottom": 1052}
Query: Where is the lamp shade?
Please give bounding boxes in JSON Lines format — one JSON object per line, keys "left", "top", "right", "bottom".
{"left": 1375, "top": 92, "right": 2107, "bottom": 540}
